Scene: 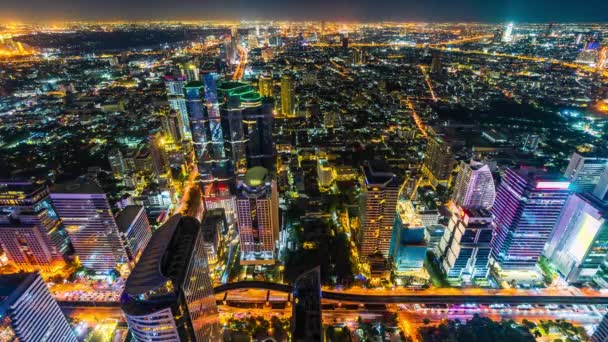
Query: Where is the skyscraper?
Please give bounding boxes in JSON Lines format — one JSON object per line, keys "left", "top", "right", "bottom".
{"left": 421, "top": 136, "right": 458, "bottom": 188}
{"left": 359, "top": 161, "right": 399, "bottom": 261}
{"left": 185, "top": 81, "right": 212, "bottom": 180}
{"left": 545, "top": 193, "right": 608, "bottom": 284}
{"left": 115, "top": 205, "right": 152, "bottom": 264}
{"left": 439, "top": 207, "right": 494, "bottom": 285}
{"left": 0, "top": 272, "right": 78, "bottom": 342}
{"left": 219, "top": 81, "right": 276, "bottom": 172}
{"left": 564, "top": 152, "right": 608, "bottom": 193}
{"left": 502, "top": 23, "right": 514, "bottom": 42}
{"left": 201, "top": 208, "right": 228, "bottom": 266}
{"left": 430, "top": 52, "right": 441, "bottom": 74}
{"left": 165, "top": 75, "right": 191, "bottom": 140}
{"left": 592, "top": 312, "right": 608, "bottom": 342}
{"left": 490, "top": 167, "right": 570, "bottom": 270}
{"left": 280, "top": 73, "right": 295, "bottom": 117}
{"left": 51, "top": 181, "right": 128, "bottom": 273}
{"left": 0, "top": 181, "right": 70, "bottom": 272}
{"left": 258, "top": 74, "right": 273, "bottom": 98}
{"left": 451, "top": 160, "right": 496, "bottom": 209}
{"left": 291, "top": 267, "right": 323, "bottom": 342}
{"left": 594, "top": 168, "right": 608, "bottom": 201}
{"left": 236, "top": 167, "right": 279, "bottom": 264}
{"left": 108, "top": 148, "right": 127, "bottom": 176}
{"left": 120, "top": 214, "right": 221, "bottom": 341}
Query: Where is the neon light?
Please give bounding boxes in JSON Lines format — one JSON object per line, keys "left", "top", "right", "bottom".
{"left": 536, "top": 181, "right": 570, "bottom": 190}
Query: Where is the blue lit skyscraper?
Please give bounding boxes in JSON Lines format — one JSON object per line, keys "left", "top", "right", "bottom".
{"left": 185, "top": 81, "right": 212, "bottom": 180}
{"left": 490, "top": 167, "right": 570, "bottom": 270}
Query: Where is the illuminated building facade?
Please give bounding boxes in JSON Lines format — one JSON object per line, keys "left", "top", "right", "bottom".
{"left": 258, "top": 74, "right": 273, "bottom": 98}
{"left": 201, "top": 208, "right": 228, "bottom": 266}
{"left": 236, "top": 167, "right": 279, "bottom": 264}
{"left": 595, "top": 168, "right": 608, "bottom": 201}
{"left": 0, "top": 181, "right": 70, "bottom": 272}
{"left": 564, "top": 152, "right": 608, "bottom": 193}
{"left": 219, "top": 81, "right": 276, "bottom": 173}
{"left": 359, "top": 161, "right": 399, "bottom": 261}
{"left": 439, "top": 207, "right": 494, "bottom": 285}
{"left": 165, "top": 75, "right": 191, "bottom": 140}
{"left": 120, "top": 214, "right": 220, "bottom": 342}
{"left": 185, "top": 81, "right": 212, "bottom": 181}
{"left": 592, "top": 313, "right": 608, "bottom": 342}
{"left": 490, "top": 167, "right": 570, "bottom": 270}
{"left": 545, "top": 193, "right": 608, "bottom": 284}
{"left": 280, "top": 73, "right": 295, "bottom": 117}
{"left": 502, "top": 23, "right": 514, "bottom": 42}
{"left": 291, "top": 267, "right": 323, "bottom": 342}
{"left": 421, "top": 136, "right": 458, "bottom": 188}
{"left": 108, "top": 148, "right": 127, "bottom": 176}
{"left": 50, "top": 181, "right": 128, "bottom": 273}
{"left": 451, "top": 160, "right": 496, "bottom": 209}
{"left": 0, "top": 273, "right": 77, "bottom": 342}
{"left": 115, "top": 205, "right": 152, "bottom": 264}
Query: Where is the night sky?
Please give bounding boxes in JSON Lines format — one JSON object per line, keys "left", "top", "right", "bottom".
{"left": 2, "top": 0, "right": 608, "bottom": 22}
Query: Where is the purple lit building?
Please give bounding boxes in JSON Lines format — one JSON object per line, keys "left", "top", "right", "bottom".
{"left": 490, "top": 167, "right": 570, "bottom": 270}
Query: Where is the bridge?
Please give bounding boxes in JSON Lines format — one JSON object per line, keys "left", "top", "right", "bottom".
{"left": 56, "top": 282, "right": 608, "bottom": 308}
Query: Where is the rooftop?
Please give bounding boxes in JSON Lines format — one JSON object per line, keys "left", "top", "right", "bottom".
{"left": 51, "top": 180, "right": 105, "bottom": 194}
{"left": 115, "top": 205, "right": 144, "bottom": 233}
{"left": 243, "top": 166, "right": 270, "bottom": 188}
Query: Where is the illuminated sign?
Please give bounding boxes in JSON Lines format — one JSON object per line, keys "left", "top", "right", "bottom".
{"left": 536, "top": 181, "right": 570, "bottom": 190}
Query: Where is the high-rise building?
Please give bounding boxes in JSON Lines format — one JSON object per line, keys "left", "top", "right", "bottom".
{"left": 502, "top": 23, "right": 514, "bottom": 42}
{"left": 291, "top": 267, "right": 323, "bottom": 342}
{"left": 521, "top": 133, "right": 541, "bottom": 153}
{"left": 160, "top": 109, "right": 183, "bottom": 143}
{"left": 421, "top": 136, "right": 458, "bottom": 188}
{"left": 490, "top": 167, "right": 570, "bottom": 270}
{"left": 280, "top": 73, "right": 295, "bottom": 117}
{"left": 592, "top": 312, "right": 608, "bottom": 342}
{"left": 120, "top": 214, "right": 221, "bottom": 342}
{"left": 359, "top": 161, "right": 399, "bottom": 261}
{"left": 236, "top": 167, "right": 279, "bottom": 264}
{"left": 0, "top": 272, "right": 78, "bottom": 342}
{"left": 181, "top": 63, "right": 200, "bottom": 82}
{"left": 594, "top": 168, "right": 608, "bottom": 201}
{"left": 258, "top": 74, "right": 273, "bottom": 98}
{"left": 200, "top": 208, "right": 228, "bottom": 266}
{"left": 439, "top": 207, "right": 494, "bottom": 285}
{"left": 219, "top": 82, "right": 276, "bottom": 172}
{"left": 185, "top": 81, "right": 212, "bottom": 179}
{"left": 115, "top": 205, "right": 152, "bottom": 264}
{"left": 165, "top": 75, "right": 191, "bottom": 140}
{"left": 0, "top": 181, "right": 70, "bottom": 272}
{"left": 545, "top": 193, "right": 608, "bottom": 284}
{"left": 108, "top": 148, "right": 127, "bottom": 176}
{"left": 51, "top": 181, "right": 128, "bottom": 273}
{"left": 564, "top": 152, "right": 608, "bottom": 193}
{"left": 430, "top": 52, "right": 442, "bottom": 74}
{"left": 451, "top": 160, "right": 496, "bottom": 209}
{"left": 203, "top": 73, "right": 226, "bottom": 165}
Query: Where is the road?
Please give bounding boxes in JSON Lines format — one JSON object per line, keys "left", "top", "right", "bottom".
{"left": 232, "top": 45, "right": 247, "bottom": 80}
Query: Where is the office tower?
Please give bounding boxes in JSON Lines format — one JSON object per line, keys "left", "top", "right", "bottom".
{"left": 341, "top": 35, "right": 349, "bottom": 49}
{"left": 162, "top": 109, "right": 183, "bottom": 143}
{"left": 502, "top": 23, "right": 514, "bottom": 42}
{"left": 120, "top": 214, "right": 221, "bottom": 342}
{"left": 165, "top": 75, "right": 191, "bottom": 140}
{"left": 564, "top": 152, "right": 608, "bottom": 193}
{"left": 292, "top": 267, "right": 323, "bottom": 342}
{"left": 545, "top": 193, "right": 608, "bottom": 284}
{"left": 185, "top": 81, "right": 212, "bottom": 180}
{"left": 115, "top": 205, "right": 152, "bottom": 263}
{"left": 181, "top": 63, "right": 200, "bottom": 82}
{"left": 0, "top": 181, "right": 70, "bottom": 272}
{"left": 594, "top": 168, "right": 608, "bottom": 200}
{"left": 593, "top": 313, "right": 608, "bottom": 342}
{"left": 224, "top": 36, "right": 235, "bottom": 65}
{"left": 0, "top": 272, "right": 78, "bottom": 342}
{"left": 236, "top": 167, "right": 279, "bottom": 264}
{"left": 451, "top": 160, "right": 496, "bottom": 209}
{"left": 430, "top": 52, "right": 441, "bottom": 73}
{"left": 490, "top": 167, "right": 570, "bottom": 270}
{"left": 219, "top": 82, "right": 276, "bottom": 172}
{"left": 149, "top": 134, "right": 170, "bottom": 179}
{"left": 421, "top": 136, "right": 458, "bottom": 188}
{"left": 201, "top": 208, "right": 228, "bottom": 266}
{"left": 439, "top": 207, "right": 494, "bottom": 284}
{"left": 51, "top": 181, "right": 128, "bottom": 273}
{"left": 203, "top": 73, "right": 226, "bottom": 165}
{"left": 280, "top": 73, "right": 295, "bottom": 117}
{"left": 108, "top": 148, "right": 126, "bottom": 175}
{"left": 203, "top": 181, "right": 237, "bottom": 230}
{"left": 359, "top": 161, "right": 399, "bottom": 261}
{"left": 258, "top": 74, "right": 273, "bottom": 98}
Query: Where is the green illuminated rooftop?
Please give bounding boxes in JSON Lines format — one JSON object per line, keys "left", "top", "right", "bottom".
{"left": 218, "top": 81, "right": 261, "bottom": 103}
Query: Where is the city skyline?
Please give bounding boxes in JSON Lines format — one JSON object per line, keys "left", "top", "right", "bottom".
{"left": 2, "top": 0, "right": 608, "bottom": 22}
